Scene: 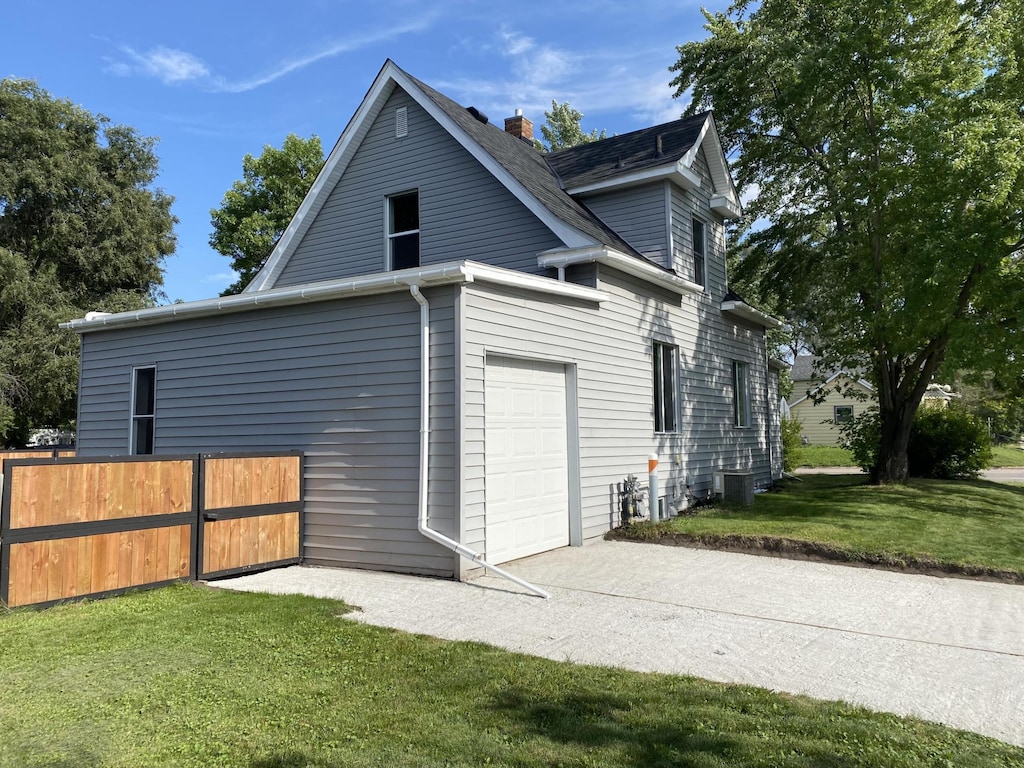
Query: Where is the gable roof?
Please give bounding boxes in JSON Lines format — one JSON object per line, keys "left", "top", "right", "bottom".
{"left": 405, "top": 72, "right": 643, "bottom": 260}
{"left": 545, "top": 114, "right": 709, "bottom": 189}
{"left": 247, "top": 60, "right": 652, "bottom": 293}
{"left": 544, "top": 111, "right": 741, "bottom": 218}
{"left": 788, "top": 371, "right": 874, "bottom": 408}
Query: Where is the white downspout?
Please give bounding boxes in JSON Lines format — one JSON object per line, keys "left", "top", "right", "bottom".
{"left": 408, "top": 285, "right": 550, "bottom": 599}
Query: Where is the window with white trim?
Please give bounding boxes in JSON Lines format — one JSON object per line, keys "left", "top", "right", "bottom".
{"left": 733, "top": 361, "right": 751, "bottom": 428}
{"left": 692, "top": 218, "right": 706, "bottom": 287}
{"left": 131, "top": 366, "right": 156, "bottom": 455}
{"left": 388, "top": 190, "right": 419, "bottom": 270}
{"left": 834, "top": 405, "right": 854, "bottom": 424}
{"left": 653, "top": 342, "right": 678, "bottom": 433}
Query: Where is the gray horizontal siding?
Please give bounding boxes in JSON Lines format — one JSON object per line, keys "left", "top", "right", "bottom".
{"left": 462, "top": 267, "right": 770, "bottom": 548}
{"left": 77, "top": 286, "right": 459, "bottom": 577}
{"left": 274, "top": 87, "right": 564, "bottom": 287}
{"left": 581, "top": 183, "right": 670, "bottom": 268}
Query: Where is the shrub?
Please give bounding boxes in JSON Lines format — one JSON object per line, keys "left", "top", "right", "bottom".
{"left": 840, "top": 406, "right": 992, "bottom": 478}
{"left": 908, "top": 407, "right": 992, "bottom": 479}
{"left": 839, "top": 408, "right": 880, "bottom": 473}
{"left": 780, "top": 415, "right": 803, "bottom": 472}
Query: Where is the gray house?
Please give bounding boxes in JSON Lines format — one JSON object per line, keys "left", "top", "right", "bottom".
{"left": 65, "top": 61, "right": 783, "bottom": 581}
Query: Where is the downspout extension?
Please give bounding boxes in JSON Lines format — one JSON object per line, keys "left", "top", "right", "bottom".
{"left": 407, "top": 284, "right": 550, "bottom": 599}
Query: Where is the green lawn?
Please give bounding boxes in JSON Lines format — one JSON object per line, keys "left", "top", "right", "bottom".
{"left": 621, "top": 475, "right": 1024, "bottom": 579}
{"left": 790, "top": 444, "right": 855, "bottom": 467}
{"left": 1, "top": 586, "right": 1021, "bottom": 767}
{"left": 991, "top": 443, "right": 1024, "bottom": 467}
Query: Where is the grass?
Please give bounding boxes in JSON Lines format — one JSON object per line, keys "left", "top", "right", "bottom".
{"left": 991, "top": 443, "right": 1024, "bottom": 468}
{"left": 1, "top": 585, "right": 1020, "bottom": 767}
{"left": 617, "top": 475, "right": 1024, "bottom": 579}
{"left": 790, "top": 444, "right": 856, "bottom": 467}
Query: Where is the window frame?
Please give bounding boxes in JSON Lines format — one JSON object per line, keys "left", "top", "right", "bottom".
{"left": 834, "top": 405, "right": 854, "bottom": 425}
{"left": 653, "top": 342, "right": 679, "bottom": 433}
{"left": 692, "top": 217, "right": 706, "bottom": 288}
{"left": 129, "top": 365, "right": 156, "bottom": 455}
{"left": 386, "top": 190, "right": 420, "bottom": 270}
{"left": 733, "top": 360, "right": 752, "bottom": 428}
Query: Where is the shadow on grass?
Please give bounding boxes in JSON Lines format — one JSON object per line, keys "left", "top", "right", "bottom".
{"left": 487, "top": 687, "right": 864, "bottom": 768}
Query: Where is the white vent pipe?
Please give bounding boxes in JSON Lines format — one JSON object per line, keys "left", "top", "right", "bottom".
{"left": 408, "top": 285, "right": 550, "bottom": 599}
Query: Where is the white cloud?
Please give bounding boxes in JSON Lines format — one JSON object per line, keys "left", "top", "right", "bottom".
{"left": 439, "top": 30, "right": 685, "bottom": 135}
{"left": 116, "top": 46, "right": 210, "bottom": 84}
{"left": 106, "top": 16, "right": 435, "bottom": 93}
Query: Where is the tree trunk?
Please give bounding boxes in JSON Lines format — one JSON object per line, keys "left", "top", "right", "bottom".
{"left": 871, "top": 403, "right": 915, "bottom": 484}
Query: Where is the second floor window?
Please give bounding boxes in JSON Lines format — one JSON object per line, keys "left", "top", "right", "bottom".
{"left": 692, "top": 218, "right": 706, "bottom": 287}
{"left": 388, "top": 190, "right": 419, "bottom": 270}
{"left": 653, "top": 342, "right": 678, "bottom": 433}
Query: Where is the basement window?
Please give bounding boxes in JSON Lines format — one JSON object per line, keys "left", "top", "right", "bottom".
{"left": 653, "top": 342, "right": 678, "bottom": 433}
{"left": 388, "top": 190, "right": 419, "bottom": 270}
{"left": 130, "top": 366, "right": 156, "bottom": 455}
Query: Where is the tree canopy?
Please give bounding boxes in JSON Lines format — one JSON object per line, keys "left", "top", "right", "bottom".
{"left": 535, "top": 101, "right": 607, "bottom": 152}
{"left": 210, "top": 134, "right": 324, "bottom": 295}
{"left": 0, "top": 79, "right": 176, "bottom": 446}
{"left": 672, "top": 0, "right": 1024, "bottom": 483}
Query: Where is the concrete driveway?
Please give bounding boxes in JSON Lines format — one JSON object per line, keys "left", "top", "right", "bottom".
{"left": 218, "top": 540, "right": 1024, "bottom": 747}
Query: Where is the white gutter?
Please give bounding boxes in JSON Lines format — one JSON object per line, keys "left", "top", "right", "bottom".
{"left": 408, "top": 285, "right": 550, "bottom": 599}
{"left": 565, "top": 161, "right": 702, "bottom": 196}
{"left": 538, "top": 246, "right": 704, "bottom": 296}
{"left": 62, "top": 260, "right": 609, "bottom": 333}
{"left": 720, "top": 299, "right": 784, "bottom": 329}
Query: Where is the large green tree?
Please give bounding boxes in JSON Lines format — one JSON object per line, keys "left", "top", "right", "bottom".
{"left": 672, "top": 0, "right": 1024, "bottom": 483}
{"left": 534, "top": 101, "right": 607, "bottom": 152}
{"left": 210, "top": 134, "right": 324, "bottom": 295}
{"left": 0, "top": 79, "right": 175, "bottom": 447}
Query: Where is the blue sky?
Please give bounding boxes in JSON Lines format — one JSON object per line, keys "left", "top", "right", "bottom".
{"left": 5, "top": 0, "right": 722, "bottom": 303}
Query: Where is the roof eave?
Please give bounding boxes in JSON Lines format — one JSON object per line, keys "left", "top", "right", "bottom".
{"left": 538, "top": 246, "right": 703, "bottom": 296}
{"left": 62, "top": 260, "right": 609, "bottom": 333}
{"left": 720, "top": 299, "right": 783, "bottom": 329}
{"left": 565, "top": 161, "right": 701, "bottom": 196}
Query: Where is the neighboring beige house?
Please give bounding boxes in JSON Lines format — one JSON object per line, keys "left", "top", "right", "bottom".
{"left": 788, "top": 355, "right": 958, "bottom": 445}
{"left": 788, "top": 364, "right": 872, "bottom": 446}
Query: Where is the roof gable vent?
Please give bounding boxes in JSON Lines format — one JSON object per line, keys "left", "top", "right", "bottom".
{"left": 396, "top": 106, "right": 408, "bottom": 138}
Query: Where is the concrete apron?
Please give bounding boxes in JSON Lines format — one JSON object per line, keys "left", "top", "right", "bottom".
{"left": 216, "top": 539, "right": 1024, "bottom": 747}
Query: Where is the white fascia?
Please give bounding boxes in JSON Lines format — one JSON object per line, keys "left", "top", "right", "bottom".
{"left": 710, "top": 194, "right": 742, "bottom": 219}
{"left": 61, "top": 260, "right": 608, "bottom": 333}
{"left": 538, "top": 246, "right": 703, "bottom": 296}
{"left": 566, "top": 161, "right": 701, "bottom": 196}
{"left": 720, "top": 299, "right": 784, "bottom": 329}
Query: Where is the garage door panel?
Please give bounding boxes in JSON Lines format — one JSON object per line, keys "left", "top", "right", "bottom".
{"left": 485, "top": 357, "right": 569, "bottom": 565}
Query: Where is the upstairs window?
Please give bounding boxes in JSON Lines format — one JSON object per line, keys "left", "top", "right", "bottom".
{"left": 653, "top": 342, "right": 678, "bottom": 433}
{"left": 388, "top": 191, "right": 419, "bottom": 270}
{"left": 131, "top": 366, "right": 156, "bottom": 455}
{"left": 692, "top": 218, "right": 706, "bottom": 287}
{"left": 733, "top": 361, "right": 751, "bottom": 428}
{"left": 834, "top": 405, "right": 854, "bottom": 425}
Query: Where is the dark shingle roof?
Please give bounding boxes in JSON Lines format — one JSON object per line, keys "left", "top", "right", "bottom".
{"left": 404, "top": 70, "right": 648, "bottom": 261}
{"left": 545, "top": 113, "right": 710, "bottom": 189}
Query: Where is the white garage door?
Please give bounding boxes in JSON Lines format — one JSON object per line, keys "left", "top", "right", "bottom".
{"left": 485, "top": 356, "right": 570, "bottom": 565}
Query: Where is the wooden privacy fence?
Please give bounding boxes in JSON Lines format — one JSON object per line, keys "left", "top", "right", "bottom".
{"left": 0, "top": 447, "right": 76, "bottom": 475}
{"left": 0, "top": 451, "right": 302, "bottom": 608}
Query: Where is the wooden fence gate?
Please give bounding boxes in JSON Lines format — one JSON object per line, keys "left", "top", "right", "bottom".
{"left": 0, "top": 451, "right": 302, "bottom": 608}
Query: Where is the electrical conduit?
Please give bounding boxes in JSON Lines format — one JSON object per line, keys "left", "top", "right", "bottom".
{"left": 408, "top": 285, "right": 550, "bottom": 599}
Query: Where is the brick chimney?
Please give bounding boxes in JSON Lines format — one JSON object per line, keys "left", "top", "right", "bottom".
{"left": 504, "top": 109, "right": 533, "bottom": 142}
